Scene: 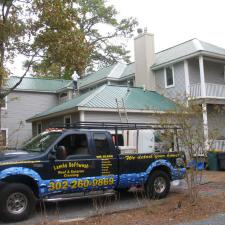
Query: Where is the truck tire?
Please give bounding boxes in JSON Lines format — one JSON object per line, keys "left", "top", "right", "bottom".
{"left": 145, "top": 170, "right": 170, "bottom": 199}
{"left": 0, "top": 183, "right": 36, "bottom": 222}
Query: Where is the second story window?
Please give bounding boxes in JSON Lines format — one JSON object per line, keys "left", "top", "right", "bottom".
{"left": 164, "top": 66, "right": 175, "bottom": 88}
{"left": 59, "top": 92, "right": 68, "bottom": 103}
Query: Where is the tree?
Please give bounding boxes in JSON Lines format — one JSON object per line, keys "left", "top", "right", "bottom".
{"left": 0, "top": 0, "right": 40, "bottom": 149}
{"left": 159, "top": 101, "right": 222, "bottom": 204}
{"left": 31, "top": 0, "right": 138, "bottom": 78}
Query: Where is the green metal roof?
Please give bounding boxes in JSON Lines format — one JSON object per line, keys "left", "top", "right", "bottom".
{"left": 28, "top": 85, "right": 176, "bottom": 121}
{"left": 6, "top": 76, "right": 71, "bottom": 93}
{"left": 78, "top": 64, "right": 116, "bottom": 88}
{"left": 120, "top": 63, "right": 135, "bottom": 79}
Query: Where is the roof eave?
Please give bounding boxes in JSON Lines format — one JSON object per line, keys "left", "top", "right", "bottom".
{"left": 27, "top": 107, "right": 80, "bottom": 122}
{"left": 151, "top": 52, "right": 202, "bottom": 70}
{"left": 79, "top": 77, "right": 107, "bottom": 90}
{"left": 11, "top": 89, "right": 57, "bottom": 94}
{"left": 78, "top": 106, "right": 170, "bottom": 114}
{"left": 152, "top": 51, "right": 225, "bottom": 70}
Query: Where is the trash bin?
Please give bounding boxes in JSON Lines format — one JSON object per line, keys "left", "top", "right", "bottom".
{"left": 218, "top": 152, "right": 225, "bottom": 170}
{"left": 207, "top": 152, "right": 219, "bottom": 171}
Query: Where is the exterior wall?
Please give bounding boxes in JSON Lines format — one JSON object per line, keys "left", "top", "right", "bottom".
{"left": 204, "top": 60, "right": 225, "bottom": 84}
{"left": 32, "top": 112, "right": 80, "bottom": 137}
{"left": 207, "top": 104, "right": 225, "bottom": 138}
{"left": 2, "top": 91, "right": 58, "bottom": 148}
{"left": 188, "top": 58, "right": 225, "bottom": 85}
{"left": 188, "top": 58, "right": 200, "bottom": 84}
{"left": 84, "top": 111, "right": 158, "bottom": 123}
{"left": 154, "top": 61, "right": 186, "bottom": 100}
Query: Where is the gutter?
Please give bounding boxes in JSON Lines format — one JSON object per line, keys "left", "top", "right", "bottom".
{"left": 152, "top": 51, "right": 225, "bottom": 70}
{"left": 26, "top": 107, "right": 80, "bottom": 122}
{"left": 27, "top": 106, "right": 171, "bottom": 122}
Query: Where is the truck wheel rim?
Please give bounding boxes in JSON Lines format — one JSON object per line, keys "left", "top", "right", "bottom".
{"left": 154, "top": 177, "right": 166, "bottom": 194}
{"left": 6, "top": 192, "right": 28, "bottom": 215}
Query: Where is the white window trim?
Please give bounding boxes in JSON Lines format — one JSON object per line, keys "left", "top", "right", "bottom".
{"left": 1, "top": 128, "right": 8, "bottom": 146}
{"left": 37, "top": 122, "right": 42, "bottom": 134}
{"left": 164, "top": 66, "right": 175, "bottom": 88}
{"left": 64, "top": 115, "right": 72, "bottom": 125}
{"left": 2, "top": 96, "right": 7, "bottom": 110}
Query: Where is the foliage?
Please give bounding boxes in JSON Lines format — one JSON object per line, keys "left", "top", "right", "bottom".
{"left": 30, "top": 0, "right": 138, "bottom": 78}
{"left": 159, "top": 101, "right": 222, "bottom": 204}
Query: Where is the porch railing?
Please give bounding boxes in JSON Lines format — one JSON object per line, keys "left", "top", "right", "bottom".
{"left": 190, "top": 83, "right": 225, "bottom": 98}
{"left": 211, "top": 140, "right": 225, "bottom": 151}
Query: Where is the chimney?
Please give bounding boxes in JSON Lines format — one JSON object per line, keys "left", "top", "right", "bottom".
{"left": 134, "top": 29, "right": 155, "bottom": 90}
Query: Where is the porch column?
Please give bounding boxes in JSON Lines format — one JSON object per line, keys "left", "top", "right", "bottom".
{"left": 199, "top": 56, "right": 209, "bottom": 151}
{"left": 199, "top": 56, "right": 206, "bottom": 98}
{"left": 202, "top": 103, "right": 209, "bottom": 152}
{"left": 79, "top": 111, "right": 85, "bottom": 121}
{"left": 184, "top": 60, "right": 190, "bottom": 105}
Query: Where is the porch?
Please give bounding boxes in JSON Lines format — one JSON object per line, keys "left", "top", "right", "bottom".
{"left": 190, "top": 83, "right": 225, "bottom": 99}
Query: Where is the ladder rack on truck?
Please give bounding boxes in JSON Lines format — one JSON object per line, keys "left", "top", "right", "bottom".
{"left": 50, "top": 121, "right": 181, "bottom": 152}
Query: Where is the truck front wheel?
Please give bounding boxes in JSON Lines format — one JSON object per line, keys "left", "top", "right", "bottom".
{"left": 145, "top": 170, "right": 170, "bottom": 199}
{"left": 0, "top": 183, "right": 36, "bottom": 222}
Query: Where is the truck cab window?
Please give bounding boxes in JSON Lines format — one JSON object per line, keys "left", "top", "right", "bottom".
{"left": 56, "top": 134, "right": 89, "bottom": 160}
{"left": 94, "top": 133, "right": 110, "bottom": 155}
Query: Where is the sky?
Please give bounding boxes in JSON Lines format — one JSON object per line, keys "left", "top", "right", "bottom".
{"left": 110, "top": 0, "right": 225, "bottom": 60}
{"left": 10, "top": 0, "right": 225, "bottom": 75}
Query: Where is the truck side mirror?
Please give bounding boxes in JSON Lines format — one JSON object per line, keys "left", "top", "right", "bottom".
{"left": 48, "top": 153, "right": 56, "bottom": 161}
{"left": 48, "top": 147, "right": 57, "bottom": 161}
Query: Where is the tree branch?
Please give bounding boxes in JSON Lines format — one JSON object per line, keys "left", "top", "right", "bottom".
{"left": 1, "top": 50, "right": 39, "bottom": 98}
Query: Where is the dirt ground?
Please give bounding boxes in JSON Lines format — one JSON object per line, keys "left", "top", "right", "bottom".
{"left": 40, "top": 171, "right": 225, "bottom": 225}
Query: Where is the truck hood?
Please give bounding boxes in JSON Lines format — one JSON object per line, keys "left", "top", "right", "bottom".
{"left": 0, "top": 150, "right": 39, "bottom": 162}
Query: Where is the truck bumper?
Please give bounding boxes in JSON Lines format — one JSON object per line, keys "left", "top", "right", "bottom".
{"left": 171, "top": 168, "right": 186, "bottom": 181}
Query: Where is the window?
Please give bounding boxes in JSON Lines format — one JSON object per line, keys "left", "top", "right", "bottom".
{"left": 64, "top": 115, "right": 71, "bottom": 127}
{"left": 0, "top": 129, "right": 8, "bottom": 147}
{"left": 94, "top": 133, "right": 111, "bottom": 155}
{"left": 56, "top": 134, "right": 89, "bottom": 159}
{"left": 112, "top": 134, "right": 124, "bottom": 146}
{"left": 164, "top": 66, "right": 175, "bottom": 88}
{"left": 59, "top": 92, "right": 68, "bottom": 98}
{"left": 23, "top": 132, "right": 61, "bottom": 152}
{"left": 37, "top": 123, "right": 42, "bottom": 135}
{"left": 1, "top": 97, "right": 7, "bottom": 110}
{"left": 59, "top": 92, "right": 68, "bottom": 103}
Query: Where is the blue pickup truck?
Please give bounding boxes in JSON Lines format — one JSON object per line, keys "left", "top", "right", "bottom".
{"left": 0, "top": 122, "right": 186, "bottom": 222}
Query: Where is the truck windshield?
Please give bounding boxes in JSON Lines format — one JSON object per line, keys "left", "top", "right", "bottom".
{"left": 23, "top": 132, "right": 61, "bottom": 152}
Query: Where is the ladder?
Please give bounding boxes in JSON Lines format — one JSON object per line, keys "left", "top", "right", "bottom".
{"left": 115, "top": 98, "right": 129, "bottom": 147}
{"left": 115, "top": 98, "right": 128, "bottom": 123}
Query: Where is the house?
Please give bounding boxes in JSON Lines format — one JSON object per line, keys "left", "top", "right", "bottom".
{"left": 2, "top": 77, "right": 72, "bottom": 148}
{"left": 3, "top": 31, "right": 225, "bottom": 150}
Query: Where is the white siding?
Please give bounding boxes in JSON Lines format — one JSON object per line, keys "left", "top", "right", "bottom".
{"left": 2, "top": 91, "right": 58, "bottom": 148}
{"left": 155, "top": 62, "right": 186, "bottom": 100}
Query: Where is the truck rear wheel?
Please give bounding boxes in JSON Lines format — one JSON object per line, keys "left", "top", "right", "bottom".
{"left": 0, "top": 183, "right": 36, "bottom": 222}
{"left": 145, "top": 170, "right": 170, "bottom": 199}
